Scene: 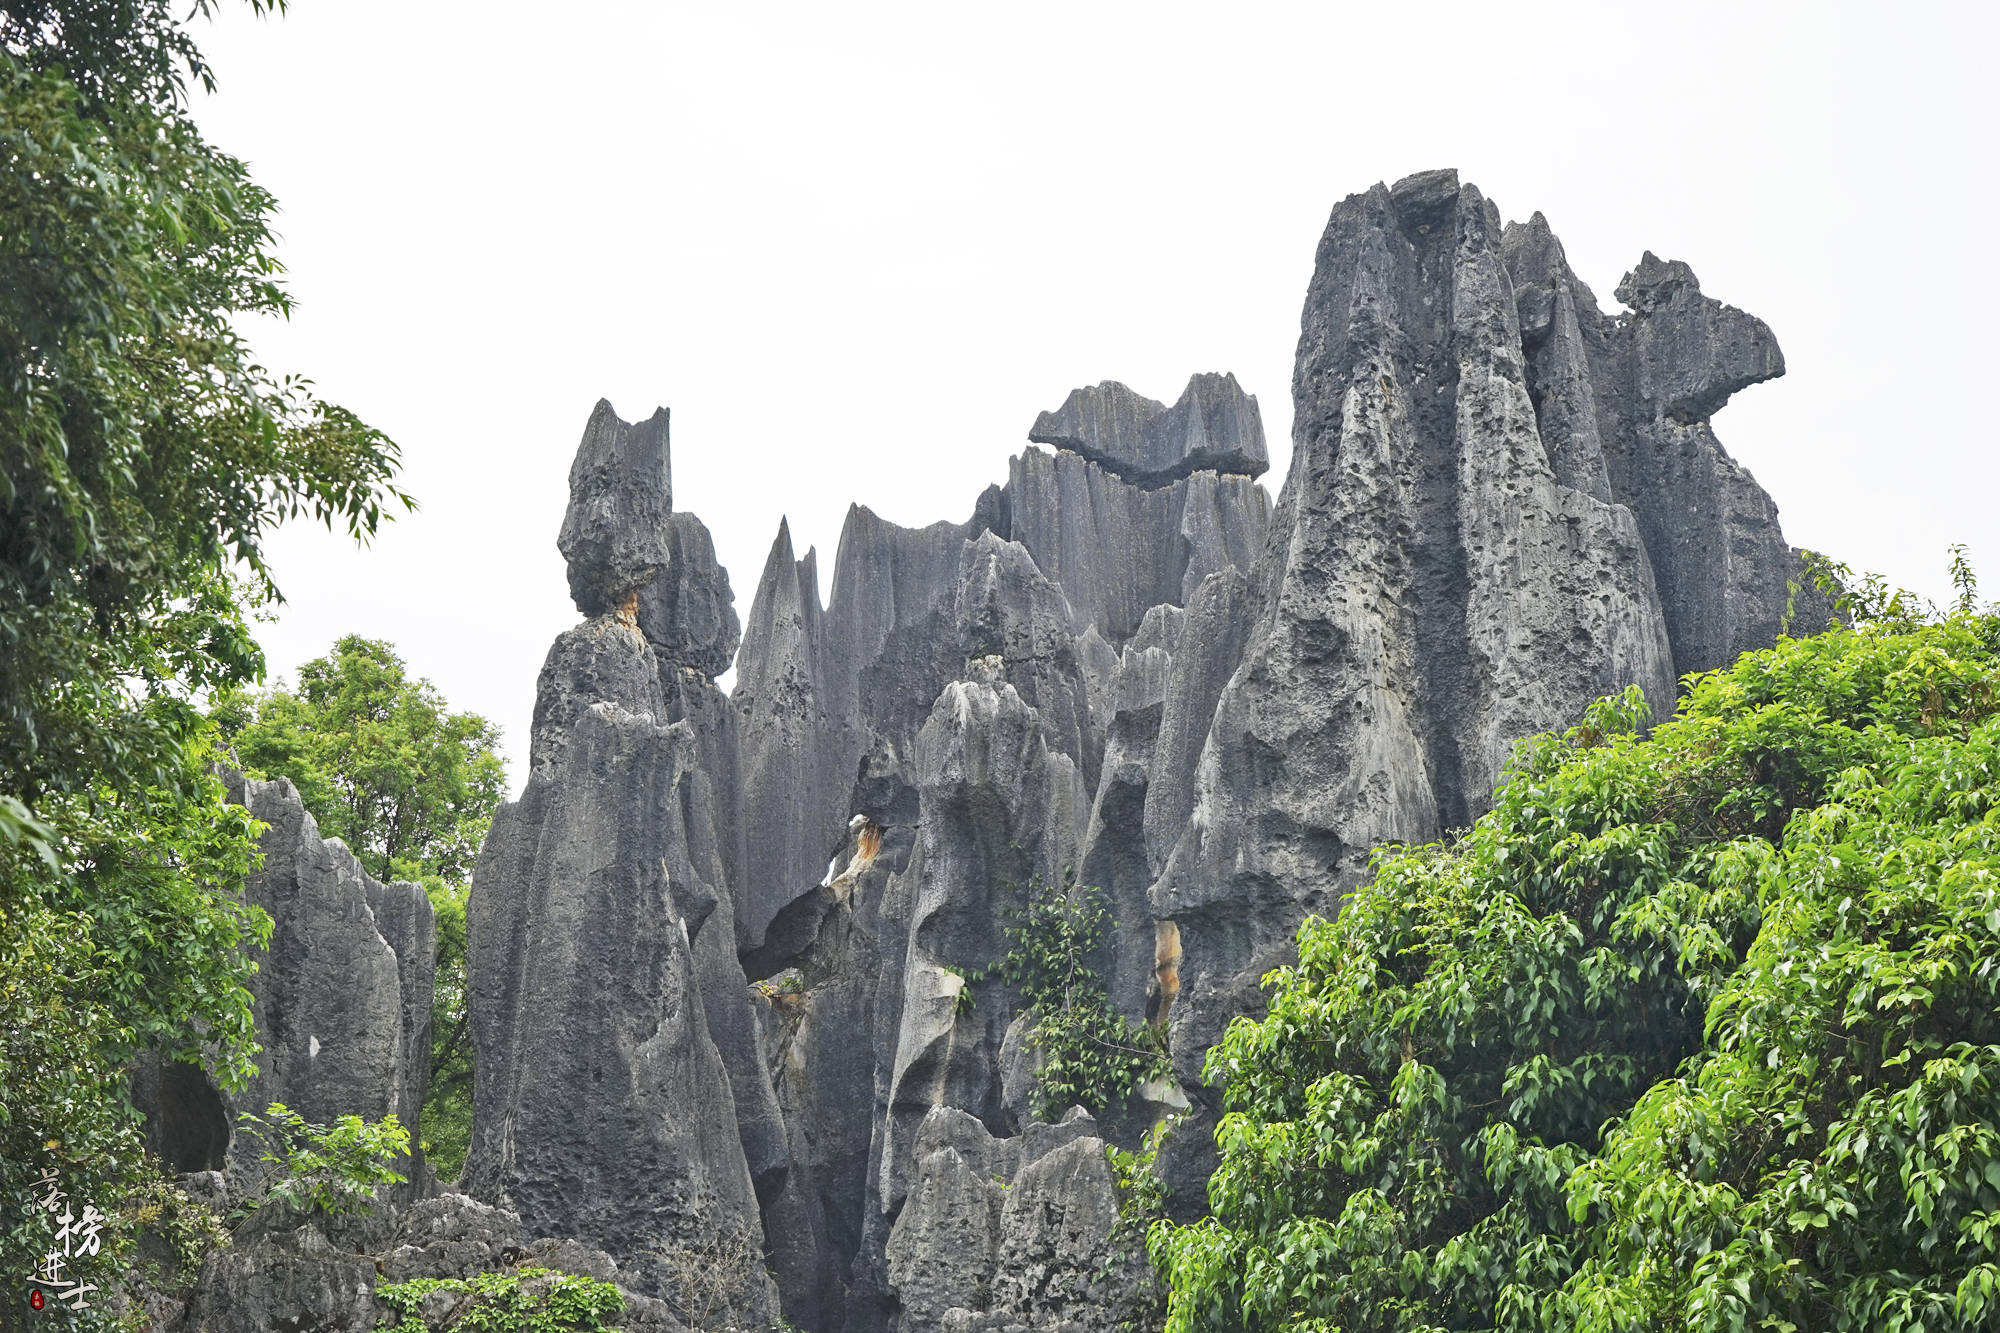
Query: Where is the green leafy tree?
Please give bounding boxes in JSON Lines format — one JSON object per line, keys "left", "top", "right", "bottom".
{"left": 213, "top": 635, "right": 506, "bottom": 1180}
{"left": 212, "top": 635, "right": 506, "bottom": 884}
{"left": 0, "top": 0, "right": 407, "bottom": 1321}
{"left": 421, "top": 879, "right": 476, "bottom": 1179}
{"left": 1150, "top": 565, "right": 2000, "bottom": 1332}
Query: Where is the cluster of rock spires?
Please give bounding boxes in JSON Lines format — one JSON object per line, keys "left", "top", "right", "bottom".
{"left": 136, "top": 170, "right": 1828, "bottom": 1332}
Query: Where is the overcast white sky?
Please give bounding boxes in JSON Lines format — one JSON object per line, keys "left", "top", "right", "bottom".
{"left": 190, "top": 1, "right": 1999, "bottom": 793}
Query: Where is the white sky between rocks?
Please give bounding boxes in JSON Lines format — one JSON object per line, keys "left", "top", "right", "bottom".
{"left": 188, "top": 0, "right": 2000, "bottom": 796}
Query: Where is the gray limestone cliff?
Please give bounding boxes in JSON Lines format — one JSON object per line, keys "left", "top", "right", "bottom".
{"left": 157, "top": 170, "right": 1817, "bottom": 1333}
{"left": 722, "top": 172, "right": 1805, "bottom": 1328}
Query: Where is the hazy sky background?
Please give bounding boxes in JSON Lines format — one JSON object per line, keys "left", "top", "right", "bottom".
{"left": 189, "top": 1, "right": 1999, "bottom": 793}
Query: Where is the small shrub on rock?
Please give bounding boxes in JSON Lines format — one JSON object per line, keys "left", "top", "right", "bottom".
{"left": 1000, "top": 882, "right": 1171, "bottom": 1120}
{"left": 374, "top": 1268, "right": 624, "bottom": 1332}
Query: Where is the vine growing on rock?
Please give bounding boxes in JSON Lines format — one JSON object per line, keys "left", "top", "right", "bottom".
{"left": 1149, "top": 561, "right": 2000, "bottom": 1331}
{"left": 999, "top": 881, "right": 1170, "bottom": 1120}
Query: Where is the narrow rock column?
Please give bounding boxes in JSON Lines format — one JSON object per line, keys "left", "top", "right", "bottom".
{"left": 463, "top": 402, "right": 771, "bottom": 1322}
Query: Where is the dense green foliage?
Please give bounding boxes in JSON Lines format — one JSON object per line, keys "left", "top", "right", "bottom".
{"left": 1151, "top": 581, "right": 2000, "bottom": 1331}
{"left": 1000, "top": 883, "right": 1171, "bottom": 1120}
{"left": 213, "top": 634, "right": 504, "bottom": 1180}
{"left": 0, "top": 1, "right": 406, "bottom": 1321}
{"left": 374, "top": 1269, "right": 625, "bottom": 1333}
{"left": 235, "top": 1102, "right": 410, "bottom": 1220}
{"left": 212, "top": 635, "right": 506, "bottom": 884}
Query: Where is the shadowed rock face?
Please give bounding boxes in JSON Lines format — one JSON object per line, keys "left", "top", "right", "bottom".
{"left": 437, "top": 174, "right": 1809, "bottom": 1333}
{"left": 215, "top": 774, "right": 436, "bottom": 1196}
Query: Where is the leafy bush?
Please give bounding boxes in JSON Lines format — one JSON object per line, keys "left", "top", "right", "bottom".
{"left": 235, "top": 1103, "right": 408, "bottom": 1220}
{"left": 1000, "top": 882, "right": 1170, "bottom": 1120}
{"left": 1150, "top": 576, "right": 2000, "bottom": 1331}
{"left": 121, "top": 1170, "right": 232, "bottom": 1298}
{"left": 374, "top": 1268, "right": 623, "bottom": 1332}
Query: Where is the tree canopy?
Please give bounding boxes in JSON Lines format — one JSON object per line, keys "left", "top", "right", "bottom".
{"left": 1151, "top": 570, "right": 2000, "bottom": 1332}
{"left": 1, "top": 1, "right": 407, "bottom": 1321}
{"left": 213, "top": 635, "right": 506, "bottom": 885}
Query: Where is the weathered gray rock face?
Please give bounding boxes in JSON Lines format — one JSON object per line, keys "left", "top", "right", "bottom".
{"left": 1145, "top": 170, "right": 1794, "bottom": 1214}
{"left": 558, "top": 400, "right": 674, "bottom": 616}
{"left": 640, "top": 510, "right": 743, "bottom": 679}
{"left": 635, "top": 504, "right": 790, "bottom": 1207}
{"left": 169, "top": 1192, "right": 694, "bottom": 1333}
{"left": 885, "top": 1109, "right": 1011, "bottom": 1326}
{"left": 728, "top": 430, "right": 1272, "bottom": 975}
{"left": 464, "top": 702, "right": 756, "bottom": 1250}
{"left": 177, "top": 1215, "right": 382, "bottom": 1333}
{"left": 465, "top": 402, "right": 775, "bottom": 1328}
{"left": 955, "top": 532, "right": 1098, "bottom": 787}
{"left": 1078, "top": 604, "right": 1185, "bottom": 1020}
{"left": 999, "top": 446, "right": 1270, "bottom": 645}
{"left": 881, "top": 1107, "right": 1150, "bottom": 1333}
{"left": 153, "top": 773, "right": 436, "bottom": 1193}
{"left": 1502, "top": 217, "right": 1796, "bottom": 676}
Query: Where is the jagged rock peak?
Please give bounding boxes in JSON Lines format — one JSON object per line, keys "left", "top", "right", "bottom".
{"left": 132, "top": 772, "right": 436, "bottom": 1193}
{"left": 557, "top": 399, "right": 673, "bottom": 616}
{"left": 1029, "top": 371, "right": 1269, "bottom": 486}
{"left": 1613, "top": 250, "right": 1785, "bottom": 420}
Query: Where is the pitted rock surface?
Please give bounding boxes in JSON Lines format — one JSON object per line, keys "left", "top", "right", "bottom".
{"left": 1030, "top": 372, "right": 1270, "bottom": 485}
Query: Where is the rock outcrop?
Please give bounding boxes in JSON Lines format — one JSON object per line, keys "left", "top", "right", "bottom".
{"left": 168, "top": 1191, "right": 694, "bottom": 1333}
{"left": 170, "top": 170, "right": 1817, "bottom": 1333}
{"left": 133, "top": 773, "right": 436, "bottom": 1195}
{"left": 477, "top": 174, "right": 1806, "bottom": 1319}
{"left": 558, "top": 400, "right": 674, "bottom": 616}
{"left": 464, "top": 404, "right": 777, "bottom": 1324}
{"left": 883, "top": 1107, "right": 1153, "bottom": 1332}
{"left": 1030, "top": 373, "right": 1270, "bottom": 486}
{"left": 734, "top": 172, "right": 1805, "bottom": 1327}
